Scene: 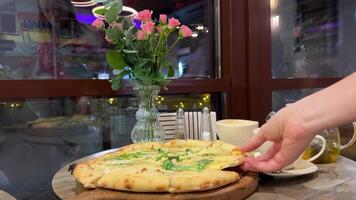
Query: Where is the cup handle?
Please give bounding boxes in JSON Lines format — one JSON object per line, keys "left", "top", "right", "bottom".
{"left": 340, "top": 122, "right": 356, "bottom": 150}
{"left": 216, "top": 130, "right": 221, "bottom": 140}
{"left": 306, "top": 135, "right": 326, "bottom": 162}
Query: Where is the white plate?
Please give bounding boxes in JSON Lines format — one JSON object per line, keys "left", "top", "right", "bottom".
{"left": 263, "top": 159, "right": 318, "bottom": 178}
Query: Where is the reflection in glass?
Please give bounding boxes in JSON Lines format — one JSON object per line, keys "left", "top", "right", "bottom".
{"left": 271, "top": 0, "right": 356, "bottom": 78}
{"left": 272, "top": 88, "right": 320, "bottom": 111}
{"left": 0, "top": 0, "right": 216, "bottom": 80}
{"left": 0, "top": 94, "right": 215, "bottom": 199}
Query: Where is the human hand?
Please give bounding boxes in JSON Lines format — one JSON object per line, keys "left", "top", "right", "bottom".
{"left": 240, "top": 107, "right": 316, "bottom": 172}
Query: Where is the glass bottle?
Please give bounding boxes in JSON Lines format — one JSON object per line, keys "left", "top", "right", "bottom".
{"left": 200, "top": 107, "right": 214, "bottom": 141}
{"left": 174, "top": 108, "right": 186, "bottom": 140}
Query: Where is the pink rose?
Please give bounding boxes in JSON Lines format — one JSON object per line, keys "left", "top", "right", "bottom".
{"left": 111, "top": 22, "right": 123, "bottom": 30}
{"left": 135, "top": 10, "right": 153, "bottom": 23}
{"left": 160, "top": 14, "right": 167, "bottom": 24}
{"left": 157, "top": 26, "right": 162, "bottom": 33}
{"left": 168, "top": 18, "right": 181, "bottom": 29}
{"left": 92, "top": 18, "right": 104, "bottom": 30}
{"left": 136, "top": 30, "right": 148, "bottom": 40}
{"left": 141, "top": 21, "right": 155, "bottom": 34}
{"left": 179, "top": 25, "right": 193, "bottom": 37}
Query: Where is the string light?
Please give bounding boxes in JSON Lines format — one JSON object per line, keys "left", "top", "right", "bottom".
{"left": 108, "top": 98, "right": 118, "bottom": 106}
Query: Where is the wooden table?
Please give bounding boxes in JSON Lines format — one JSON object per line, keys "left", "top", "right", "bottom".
{"left": 247, "top": 157, "right": 356, "bottom": 200}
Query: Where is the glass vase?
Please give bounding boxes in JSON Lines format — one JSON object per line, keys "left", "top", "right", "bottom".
{"left": 131, "top": 85, "right": 164, "bottom": 143}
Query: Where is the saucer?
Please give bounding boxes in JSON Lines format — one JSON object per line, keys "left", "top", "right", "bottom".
{"left": 263, "top": 159, "right": 318, "bottom": 178}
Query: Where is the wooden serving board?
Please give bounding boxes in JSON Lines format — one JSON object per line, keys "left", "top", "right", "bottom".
{"left": 52, "top": 149, "right": 259, "bottom": 200}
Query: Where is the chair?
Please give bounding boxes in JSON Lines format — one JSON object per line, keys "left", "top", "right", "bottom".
{"left": 159, "top": 111, "right": 217, "bottom": 141}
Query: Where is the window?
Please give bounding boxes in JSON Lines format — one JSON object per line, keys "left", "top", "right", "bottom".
{"left": 271, "top": 0, "right": 356, "bottom": 79}
{"left": 0, "top": 0, "right": 229, "bottom": 199}
{"left": 0, "top": 0, "right": 217, "bottom": 80}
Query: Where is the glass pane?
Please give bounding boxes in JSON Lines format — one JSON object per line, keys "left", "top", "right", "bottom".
{"left": 0, "top": 0, "right": 216, "bottom": 80}
{"left": 0, "top": 93, "right": 218, "bottom": 199}
{"left": 271, "top": 0, "right": 356, "bottom": 78}
{"left": 272, "top": 88, "right": 320, "bottom": 111}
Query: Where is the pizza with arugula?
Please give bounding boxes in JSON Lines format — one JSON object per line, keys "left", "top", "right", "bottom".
{"left": 71, "top": 140, "right": 246, "bottom": 193}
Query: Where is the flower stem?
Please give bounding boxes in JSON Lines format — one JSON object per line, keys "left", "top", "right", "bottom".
{"left": 168, "top": 38, "right": 180, "bottom": 52}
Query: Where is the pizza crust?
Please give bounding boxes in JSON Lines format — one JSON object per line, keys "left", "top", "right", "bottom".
{"left": 97, "top": 167, "right": 170, "bottom": 192}
{"left": 169, "top": 170, "right": 240, "bottom": 193}
{"left": 73, "top": 164, "right": 104, "bottom": 188}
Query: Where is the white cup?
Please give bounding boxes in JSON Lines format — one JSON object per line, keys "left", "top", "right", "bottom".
{"left": 216, "top": 119, "right": 259, "bottom": 146}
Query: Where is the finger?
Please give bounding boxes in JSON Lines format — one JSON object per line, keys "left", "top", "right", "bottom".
{"left": 256, "top": 143, "right": 281, "bottom": 161}
{"left": 243, "top": 146, "right": 296, "bottom": 172}
{"left": 242, "top": 144, "right": 280, "bottom": 172}
{"left": 242, "top": 154, "right": 287, "bottom": 172}
{"left": 240, "top": 132, "right": 267, "bottom": 152}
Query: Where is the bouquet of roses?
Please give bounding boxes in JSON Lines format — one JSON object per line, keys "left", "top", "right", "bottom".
{"left": 92, "top": 0, "right": 193, "bottom": 90}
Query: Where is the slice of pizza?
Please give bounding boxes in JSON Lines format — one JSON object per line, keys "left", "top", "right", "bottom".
{"left": 71, "top": 140, "right": 246, "bottom": 193}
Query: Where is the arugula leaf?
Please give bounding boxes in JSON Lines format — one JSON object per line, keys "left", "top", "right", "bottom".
{"left": 185, "top": 148, "right": 193, "bottom": 155}
{"left": 117, "top": 152, "right": 145, "bottom": 160}
{"left": 201, "top": 153, "right": 215, "bottom": 157}
{"left": 168, "top": 156, "right": 180, "bottom": 162}
{"left": 196, "top": 159, "right": 213, "bottom": 170}
{"left": 162, "top": 159, "right": 174, "bottom": 170}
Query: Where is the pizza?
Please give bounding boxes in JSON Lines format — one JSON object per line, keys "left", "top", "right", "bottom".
{"left": 28, "top": 115, "right": 92, "bottom": 128}
{"left": 71, "top": 139, "right": 246, "bottom": 193}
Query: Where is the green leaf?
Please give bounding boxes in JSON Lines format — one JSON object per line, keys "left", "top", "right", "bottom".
{"left": 162, "top": 60, "right": 175, "bottom": 77}
{"left": 123, "top": 49, "right": 139, "bottom": 54}
{"left": 152, "top": 73, "right": 166, "bottom": 83}
{"left": 105, "top": 28, "right": 122, "bottom": 42}
{"left": 110, "top": 75, "right": 122, "bottom": 91}
{"left": 93, "top": 8, "right": 108, "bottom": 15}
{"left": 106, "top": 2, "right": 121, "bottom": 23}
{"left": 133, "top": 67, "right": 149, "bottom": 81}
{"left": 110, "top": 70, "right": 130, "bottom": 91}
{"left": 164, "top": 62, "right": 175, "bottom": 77}
{"left": 117, "top": 69, "right": 131, "bottom": 78}
{"left": 167, "top": 65, "right": 174, "bottom": 77}
{"left": 106, "top": 50, "right": 127, "bottom": 70}
{"left": 134, "top": 59, "right": 150, "bottom": 68}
